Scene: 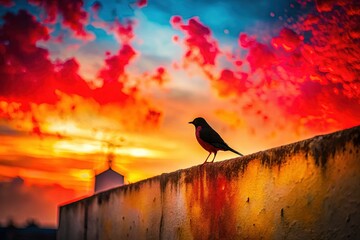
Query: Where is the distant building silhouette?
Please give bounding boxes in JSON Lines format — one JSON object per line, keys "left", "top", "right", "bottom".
{"left": 94, "top": 153, "right": 124, "bottom": 193}
{"left": 0, "top": 219, "right": 56, "bottom": 240}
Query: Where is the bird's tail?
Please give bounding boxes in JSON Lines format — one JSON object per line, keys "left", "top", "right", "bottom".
{"left": 229, "top": 147, "right": 244, "bottom": 157}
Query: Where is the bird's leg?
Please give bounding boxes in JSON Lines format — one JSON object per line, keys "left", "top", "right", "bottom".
{"left": 202, "top": 152, "right": 211, "bottom": 165}
{"left": 210, "top": 151, "right": 217, "bottom": 163}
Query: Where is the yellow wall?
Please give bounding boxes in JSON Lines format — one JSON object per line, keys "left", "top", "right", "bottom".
{"left": 58, "top": 126, "right": 360, "bottom": 240}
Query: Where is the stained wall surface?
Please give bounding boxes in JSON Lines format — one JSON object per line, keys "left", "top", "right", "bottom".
{"left": 58, "top": 126, "right": 360, "bottom": 240}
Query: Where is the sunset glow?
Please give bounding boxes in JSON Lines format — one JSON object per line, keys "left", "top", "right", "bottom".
{"left": 0, "top": 0, "right": 359, "bottom": 227}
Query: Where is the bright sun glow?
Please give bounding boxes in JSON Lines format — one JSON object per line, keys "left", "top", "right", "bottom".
{"left": 47, "top": 121, "right": 84, "bottom": 136}
{"left": 115, "top": 147, "right": 159, "bottom": 158}
{"left": 53, "top": 140, "right": 103, "bottom": 154}
{"left": 70, "top": 169, "right": 93, "bottom": 181}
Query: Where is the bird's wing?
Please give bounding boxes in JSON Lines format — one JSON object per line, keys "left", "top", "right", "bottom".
{"left": 200, "top": 126, "right": 243, "bottom": 156}
{"left": 199, "top": 126, "right": 228, "bottom": 147}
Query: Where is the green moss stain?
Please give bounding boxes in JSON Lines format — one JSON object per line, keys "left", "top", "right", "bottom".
{"left": 160, "top": 170, "right": 182, "bottom": 193}
{"left": 309, "top": 126, "right": 360, "bottom": 168}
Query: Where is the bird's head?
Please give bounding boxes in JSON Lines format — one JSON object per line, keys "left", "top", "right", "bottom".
{"left": 189, "top": 117, "right": 208, "bottom": 127}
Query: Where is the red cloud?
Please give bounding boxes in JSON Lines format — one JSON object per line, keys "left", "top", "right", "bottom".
{"left": 240, "top": 34, "right": 277, "bottom": 73}
{"left": 171, "top": 16, "right": 220, "bottom": 66}
{"left": 114, "top": 19, "right": 136, "bottom": 43}
{"left": 315, "top": 0, "right": 339, "bottom": 12}
{"left": 0, "top": 9, "right": 164, "bottom": 134}
{"left": 144, "top": 108, "right": 162, "bottom": 126}
{"left": 56, "top": 58, "right": 91, "bottom": 98}
{"left": 0, "top": 10, "right": 56, "bottom": 104}
{"left": 0, "top": 0, "right": 13, "bottom": 7}
{"left": 169, "top": 1, "right": 359, "bottom": 133}
{"left": 95, "top": 44, "right": 136, "bottom": 105}
{"left": 214, "top": 69, "right": 248, "bottom": 97}
{"left": 151, "top": 67, "right": 169, "bottom": 86}
{"left": 233, "top": 1, "right": 359, "bottom": 131}
{"left": 271, "top": 28, "right": 302, "bottom": 52}
{"left": 137, "top": 0, "right": 147, "bottom": 8}
{"left": 28, "top": 0, "right": 90, "bottom": 38}
{"left": 91, "top": 1, "right": 102, "bottom": 14}
{"left": 98, "top": 45, "right": 136, "bottom": 84}
{"left": 0, "top": 10, "right": 91, "bottom": 106}
{"left": 92, "top": 17, "right": 136, "bottom": 45}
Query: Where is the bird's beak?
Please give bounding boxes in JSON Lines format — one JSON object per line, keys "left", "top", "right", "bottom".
{"left": 188, "top": 121, "right": 193, "bottom": 124}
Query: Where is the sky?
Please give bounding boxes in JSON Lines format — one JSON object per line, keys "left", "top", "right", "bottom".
{"left": 0, "top": 0, "right": 359, "bottom": 227}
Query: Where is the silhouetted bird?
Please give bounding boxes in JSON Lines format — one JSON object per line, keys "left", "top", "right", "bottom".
{"left": 189, "top": 117, "right": 243, "bottom": 164}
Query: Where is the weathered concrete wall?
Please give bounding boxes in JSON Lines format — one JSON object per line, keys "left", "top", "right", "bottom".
{"left": 58, "top": 126, "right": 360, "bottom": 240}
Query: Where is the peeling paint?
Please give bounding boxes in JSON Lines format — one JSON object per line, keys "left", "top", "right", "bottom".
{"left": 58, "top": 126, "right": 360, "bottom": 240}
